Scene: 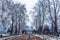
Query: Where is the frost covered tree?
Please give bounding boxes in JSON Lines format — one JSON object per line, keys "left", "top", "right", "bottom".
{"left": 33, "top": 0, "right": 48, "bottom": 34}
{"left": 1, "top": 0, "right": 26, "bottom": 34}
{"left": 33, "top": 0, "right": 60, "bottom": 35}
{"left": 47, "top": 0, "right": 60, "bottom": 35}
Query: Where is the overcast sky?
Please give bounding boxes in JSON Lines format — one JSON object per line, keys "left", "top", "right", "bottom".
{"left": 13, "top": 0, "right": 37, "bottom": 13}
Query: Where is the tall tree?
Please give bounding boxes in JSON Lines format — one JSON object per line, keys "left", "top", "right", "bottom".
{"left": 47, "top": 0, "right": 60, "bottom": 35}
{"left": 33, "top": 0, "right": 48, "bottom": 33}
{"left": 2, "top": 0, "right": 26, "bottom": 34}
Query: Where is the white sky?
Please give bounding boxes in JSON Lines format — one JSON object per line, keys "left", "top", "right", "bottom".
{"left": 13, "top": 0, "right": 37, "bottom": 13}
{"left": 13, "top": 0, "right": 37, "bottom": 27}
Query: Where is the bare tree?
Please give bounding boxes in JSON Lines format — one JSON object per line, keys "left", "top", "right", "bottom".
{"left": 1, "top": 0, "right": 26, "bottom": 35}
{"left": 33, "top": 0, "right": 48, "bottom": 34}
{"left": 48, "top": 0, "right": 60, "bottom": 35}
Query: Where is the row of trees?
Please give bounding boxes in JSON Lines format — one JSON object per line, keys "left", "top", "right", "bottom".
{"left": 1, "top": 0, "right": 26, "bottom": 34}
{"left": 33, "top": 0, "right": 60, "bottom": 35}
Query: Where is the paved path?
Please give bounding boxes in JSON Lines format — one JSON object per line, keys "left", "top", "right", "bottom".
{"left": 11, "top": 35, "right": 44, "bottom": 40}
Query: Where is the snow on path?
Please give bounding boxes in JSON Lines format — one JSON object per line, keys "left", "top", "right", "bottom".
{"left": 0, "top": 35, "right": 22, "bottom": 40}
{"left": 34, "top": 34, "right": 60, "bottom": 40}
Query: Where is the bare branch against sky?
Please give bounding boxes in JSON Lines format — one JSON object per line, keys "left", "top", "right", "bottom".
{"left": 13, "top": 0, "right": 37, "bottom": 26}
{"left": 13, "top": 0, "right": 37, "bottom": 13}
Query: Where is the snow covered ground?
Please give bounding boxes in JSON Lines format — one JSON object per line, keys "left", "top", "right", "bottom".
{"left": 0, "top": 35, "right": 22, "bottom": 40}
{"left": 35, "top": 34, "right": 60, "bottom": 40}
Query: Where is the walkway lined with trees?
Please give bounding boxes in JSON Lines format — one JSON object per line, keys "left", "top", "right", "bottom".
{"left": 12, "top": 35, "right": 43, "bottom": 40}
